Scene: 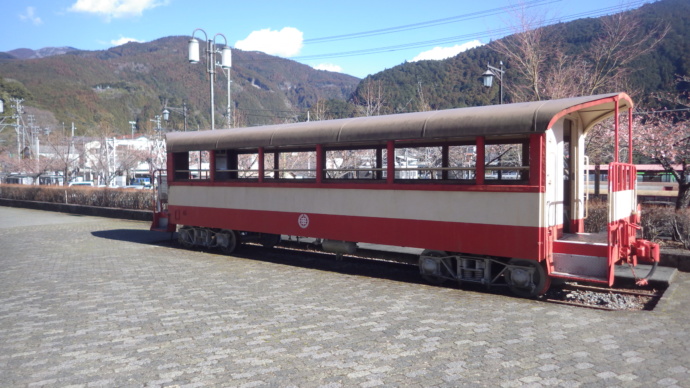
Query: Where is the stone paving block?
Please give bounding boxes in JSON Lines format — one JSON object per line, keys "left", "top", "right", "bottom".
{"left": 1, "top": 206, "right": 690, "bottom": 387}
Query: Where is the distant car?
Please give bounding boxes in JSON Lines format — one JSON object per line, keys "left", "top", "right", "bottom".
{"left": 68, "top": 181, "right": 94, "bottom": 187}
{"left": 123, "top": 185, "right": 146, "bottom": 189}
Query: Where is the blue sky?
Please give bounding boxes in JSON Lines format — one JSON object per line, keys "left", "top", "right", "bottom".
{"left": 1, "top": 0, "right": 654, "bottom": 78}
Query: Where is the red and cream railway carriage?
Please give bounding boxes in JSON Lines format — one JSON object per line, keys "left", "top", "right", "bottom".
{"left": 152, "top": 93, "right": 659, "bottom": 297}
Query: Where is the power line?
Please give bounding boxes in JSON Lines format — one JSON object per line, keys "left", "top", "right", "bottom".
{"left": 291, "top": 0, "right": 651, "bottom": 61}
{"left": 303, "top": 0, "right": 561, "bottom": 44}
{"left": 233, "top": 0, "right": 651, "bottom": 64}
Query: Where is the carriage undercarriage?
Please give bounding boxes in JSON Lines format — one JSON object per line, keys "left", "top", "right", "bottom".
{"left": 175, "top": 224, "right": 550, "bottom": 298}
{"left": 418, "top": 251, "right": 549, "bottom": 297}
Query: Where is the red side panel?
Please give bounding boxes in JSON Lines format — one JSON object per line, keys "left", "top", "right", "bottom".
{"left": 169, "top": 205, "right": 543, "bottom": 261}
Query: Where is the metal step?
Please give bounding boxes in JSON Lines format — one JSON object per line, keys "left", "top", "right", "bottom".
{"left": 553, "top": 252, "right": 609, "bottom": 280}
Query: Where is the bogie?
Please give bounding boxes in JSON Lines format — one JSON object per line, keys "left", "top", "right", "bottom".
{"left": 176, "top": 225, "right": 240, "bottom": 254}
{"left": 418, "top": 252, "right": 551, "bottom": 298}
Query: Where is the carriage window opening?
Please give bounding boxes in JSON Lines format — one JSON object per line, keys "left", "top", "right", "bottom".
{"left": 267, "top": 151, "right": 317, "bottom": 179}
{"left": 325, "top": 149, "right": 382, "bottom": 180}
{"left": 484, "top": 143, "right": 528, "bottom": 181}
{"left": 448, "top": 145, "right": 477, "bottom": 180}
{"left": 237, "top": 152, "right": 260, "bottom": 179}
{"left": 172, "top": 150, "right": 210, "bottom": 180}
{"left": 172, "top": 152, "right": 190, "bottom": 181}
{"left": 394, "top": 146, "right": 443, "bottom": 179}
{"left": 214, "top": 150, "right": 239, "bottom": 181}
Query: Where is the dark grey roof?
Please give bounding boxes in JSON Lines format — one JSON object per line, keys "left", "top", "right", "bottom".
{"left": 167, "top": 93, "right": 633, "bottom": 152}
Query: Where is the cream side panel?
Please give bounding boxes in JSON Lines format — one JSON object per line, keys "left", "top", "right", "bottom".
{"left": 545, "top": 121, "right": 564, "bottom": 227}
{"left": 574, "top": 120, "right": 586, "bottom": 220}
{"left": 170, "top": 186, "right": 543, "bottom": 228}
{"left": 609, "top": 189, "right": 635, "bottom": 221}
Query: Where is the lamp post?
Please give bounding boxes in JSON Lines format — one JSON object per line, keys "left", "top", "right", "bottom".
{"left": 188, "top": 28, "right": 232, "bottom": 130}
{"left": 163, "top": 102, "right": 188, "bottom": 132}
{"left": 482, "top": 61, "right": 505, "bottom": 105}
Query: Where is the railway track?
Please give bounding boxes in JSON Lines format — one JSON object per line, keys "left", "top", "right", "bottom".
{"left": 185, "top": 240, "right": 666, "bottom": 311}
{"left": 543, "top": 283, "right": 664, "bottom": 311}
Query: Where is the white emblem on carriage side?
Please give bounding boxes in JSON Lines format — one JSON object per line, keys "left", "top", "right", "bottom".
{"left": 298, "top": 214, "right": 310, "bottom": 229}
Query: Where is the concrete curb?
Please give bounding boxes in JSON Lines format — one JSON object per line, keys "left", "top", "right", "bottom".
{"left": 0, "top": 198, "right": 151, "bottom": 222}
{"left": 660, "top": 250, "right": 690, "bottom": 272}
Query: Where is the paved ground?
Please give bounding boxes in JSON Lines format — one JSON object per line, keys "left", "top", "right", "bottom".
{"left": 1, "top": 206, "right": 689, "bottom": 388}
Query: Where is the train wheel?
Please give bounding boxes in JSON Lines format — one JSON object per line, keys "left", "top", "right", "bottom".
{"left": 178, "top": 226, "right": 195, "bottom": 249}
{"left": 505, "top": 259, "right": 551, "bottom": 298}
{"left": 217, "top": 229, "right": 238, "bottom": 254}
{"left": 419, "top": 250, "right": 449, "bottom": 285}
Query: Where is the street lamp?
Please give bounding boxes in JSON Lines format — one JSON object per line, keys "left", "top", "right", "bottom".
{"left": 188, "top": 28, "right": 232, "bottom": 130}
{"left": 163, "top": 102, "right": 188, "bottom": 132}
{"left": 482, "top": 61, "right": 505, "bottom": 104}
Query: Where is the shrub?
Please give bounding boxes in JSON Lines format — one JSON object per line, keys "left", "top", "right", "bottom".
{"left": 584, "top": 197, "right": 608, "bottom": 233}
{"left": 0, "top": 184, "right": 153, "bottom": 210}
{"left": 641, "top": 205, "right": 675, "bottom": 241}
{"left": 670, "top": 208, "right": 690, "bottom": 250}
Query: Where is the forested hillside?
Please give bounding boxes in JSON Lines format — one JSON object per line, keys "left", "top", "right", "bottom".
{"left": 0, "top": 0, "right": 687, "bottom": 140}
{"left": 0, "top": 36, "right": 359, "bottom": 135}
{"left": 353, "top": 0, "right": 689, "bottom": 114}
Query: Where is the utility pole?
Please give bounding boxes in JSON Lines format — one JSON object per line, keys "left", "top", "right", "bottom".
{"left": 129, "top": 121, "right": 136, "bottom": 139}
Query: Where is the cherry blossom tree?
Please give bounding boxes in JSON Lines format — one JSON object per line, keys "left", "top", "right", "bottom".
{"left": 634, "top": 114, "right": 690, "bottom": 209}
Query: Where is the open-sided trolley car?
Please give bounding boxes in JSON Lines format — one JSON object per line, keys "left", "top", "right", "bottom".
{"left": 152, "top": 93, "right": 659, "bottom": 297}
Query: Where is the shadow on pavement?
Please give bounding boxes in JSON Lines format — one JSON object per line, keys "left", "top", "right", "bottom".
{"left": 89, "top": 229, "right": 496, "bottom": 296}
{"left": 91, "top": 229, "right": 174, "bottom": 245}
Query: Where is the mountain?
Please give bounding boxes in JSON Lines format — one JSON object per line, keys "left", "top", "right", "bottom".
{"left": 0, "top": 36, "right": 359, "bottom": 136}
{"left": 352, "top": 0, "right": 689, "bottom": 113}
{"left": 6, "top": 47, "right": 79, "bottom": 60}
{"left": 0, "top": 0, "right": 687, "bottom": 139}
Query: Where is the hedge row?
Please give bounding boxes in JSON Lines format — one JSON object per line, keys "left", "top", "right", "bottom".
{"left": 0, "top": 184, "right": 153, "bottom": 210}
{"left": 2, "top": 185, "right": 685, "bottom": 247}
{"left": 641, "top": 206, "right": 690, "bottom": 250}
{"left": 585, "top": 197, "right": 690, "bottom": 249}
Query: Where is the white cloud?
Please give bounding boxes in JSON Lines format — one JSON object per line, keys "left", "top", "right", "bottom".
{"left": 69, "top": 0, "right": 166, "bottom": 19}
{"left": 19, "top": 6, "right": 43, "bottom": 25}
{"left": 411, "top": 40, "right": 484, "bottom": 62}
{"left": 313, "top": 63, "right": 342, "bottom": 73}
{"left": 235, "top": 27, "right": 303, "bottom": 57}
{"left": 111, "top": 36, "right": 142, "bottom": 46}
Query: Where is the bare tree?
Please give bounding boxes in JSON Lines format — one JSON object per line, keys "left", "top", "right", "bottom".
{"left": 417, "top": 81, "right": 431, "bottom": 112}
{"left": 43, "top": 132, "right": 82, "bottom": 185}
{"left": 356, "top": 78, "right": 386, "bottom": 116}
{"left": 583, "top": 11, "right": 669, "bottom": 96}
{"left": 492, "top": 3, "right": 668, "bottom": 102}
{"left": 232, "top": 107, "right": 248, "bottom": 128}
{"left": 492, "top": 7, "right": 551, "bottom": 101}
{"left": 311, "top": 99, "right": 328, "bottom": 121}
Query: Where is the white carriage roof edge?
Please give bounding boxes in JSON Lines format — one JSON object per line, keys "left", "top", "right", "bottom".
{"left": 166, "top": 93, "right": 633, "bottom": 152}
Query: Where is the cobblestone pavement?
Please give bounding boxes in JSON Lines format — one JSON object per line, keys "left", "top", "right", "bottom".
{"left": 1, "top": 206, "right": 689, "bottom": 388}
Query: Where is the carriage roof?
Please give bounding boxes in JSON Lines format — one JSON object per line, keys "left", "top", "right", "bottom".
{"left": 167, "top": 92, "right": 633, "bottom": 152}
